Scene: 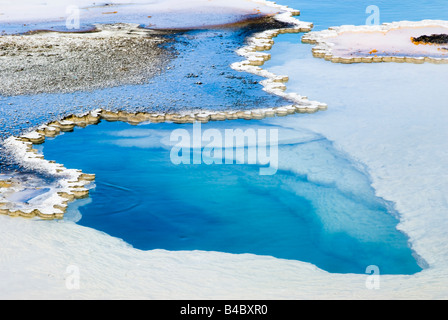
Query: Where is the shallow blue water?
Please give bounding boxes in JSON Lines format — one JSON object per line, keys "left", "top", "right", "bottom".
{"left": 0, "top": 22, "right": 288, "bottom": 171}
{"left": 282, "top": 0, "right": 448, "bottom": 29}
{"left": 40, "top": 120, "right": 421, "bottom": 274}
{"left": 0, "top": 25, "right": 286, "bottom": 140}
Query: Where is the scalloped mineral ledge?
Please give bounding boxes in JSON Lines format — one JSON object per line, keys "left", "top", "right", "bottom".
{"left": 302, "top": 20, "right": 448, "bottom": 64}
{"left": 231, "top": 1, "right": 326, "bottom": 110}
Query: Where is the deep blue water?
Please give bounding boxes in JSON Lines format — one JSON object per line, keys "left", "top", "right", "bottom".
{"left": 40, "top": 120, "right": 422, "bottom": 274}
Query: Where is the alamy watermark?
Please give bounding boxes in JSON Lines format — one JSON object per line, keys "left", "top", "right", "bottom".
{"left": 65, "top": 265, "right": 80, "bottom": 290}
{"left": 66, "top": 6, "right": 80, "bottom": 30}
{"left": 366, "top": 5, "right": 380, "bottom": 25}
{"left": 365, "top": 265, "right": 380, "bottom": 290}
{"left": 169, "top": 123, "right": 279, "bottom": 176}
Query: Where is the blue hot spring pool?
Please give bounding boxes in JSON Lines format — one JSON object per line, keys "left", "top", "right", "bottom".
{"left": 5, "top": 0, "right": 442, "bottom": 275}
{"left": 39, "top": 120, "right": 422, "bottom": 275}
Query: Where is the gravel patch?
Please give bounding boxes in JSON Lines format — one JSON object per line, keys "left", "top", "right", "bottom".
{"left": 0, "top": 23, "right": 174, "bottom": 96}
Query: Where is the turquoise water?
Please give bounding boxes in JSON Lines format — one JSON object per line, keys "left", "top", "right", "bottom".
{"left": 282, "top": 0, "right": 448, "bottom": 29}
{"left": 40, "top": 120, "right": 422, "bottom": 274}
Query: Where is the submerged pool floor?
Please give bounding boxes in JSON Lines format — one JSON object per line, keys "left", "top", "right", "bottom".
{"left": 39, "top": 120, "right": 422, "bottom": 275}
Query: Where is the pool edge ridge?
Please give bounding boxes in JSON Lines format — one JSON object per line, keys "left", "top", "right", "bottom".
{"left": 0, "top": 112, "right": 101, "bottom": 220}
{"left": 232, "top": 0, "right": 328, "bottom": 113}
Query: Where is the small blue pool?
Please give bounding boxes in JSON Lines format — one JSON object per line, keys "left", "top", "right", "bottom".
{"left": 40, "top": 120, "right": 422, "bottom": 274}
